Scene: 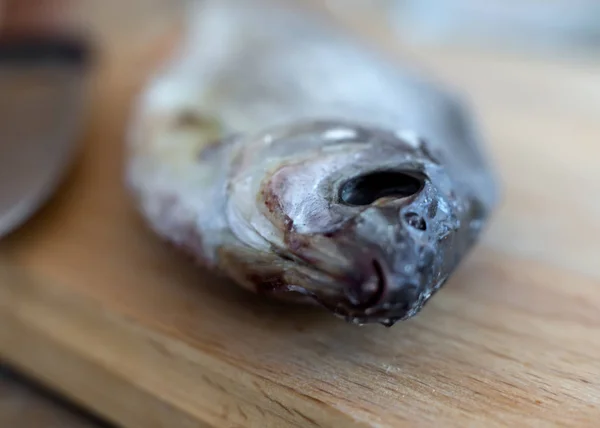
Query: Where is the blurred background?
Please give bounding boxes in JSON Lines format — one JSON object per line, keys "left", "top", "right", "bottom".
{"left": 327, "top": 0, "right": 600, "bottom": 56}
{"left": 1, "top": 0, "right": 599, "bottom": 427}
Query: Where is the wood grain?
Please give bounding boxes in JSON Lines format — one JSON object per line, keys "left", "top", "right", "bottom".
{"left": 1, "top": 1, "right": 600, "bottom": 427}
{"left": 0, "top": 366, "right": 110, "bottom": 428}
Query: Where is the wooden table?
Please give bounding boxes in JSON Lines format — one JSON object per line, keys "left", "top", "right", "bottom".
{"left": 1, "top": 1, "right": 599, "bottom": 427}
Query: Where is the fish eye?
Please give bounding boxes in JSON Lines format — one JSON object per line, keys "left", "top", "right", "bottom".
{"left": 339, "top": 171, "right": 424, "bottom": 206}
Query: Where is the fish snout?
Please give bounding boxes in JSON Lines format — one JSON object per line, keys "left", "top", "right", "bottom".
{"left": 340, "top": 236, "right": 436, "bottom": 321}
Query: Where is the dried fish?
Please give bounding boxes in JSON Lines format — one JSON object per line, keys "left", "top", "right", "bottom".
{"left": 126, "top": 0, "right": 499, "bottom": 326}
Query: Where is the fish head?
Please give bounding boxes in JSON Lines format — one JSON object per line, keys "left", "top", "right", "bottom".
{"left": 225, "top": 120, "right": 483, "bottom": 326}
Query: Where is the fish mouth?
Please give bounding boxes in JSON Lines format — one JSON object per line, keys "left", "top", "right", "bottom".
{"left": 263, "top": 227, "right": 444, "bottom": 325}
{"left": 306, "top": 290, "right": 430, "bottom": 327}
{"left": 264, "top": 252, "right": 438, "bottom": 326}
{"left": 318, "top": 276, "right": 448, "bottom": 327}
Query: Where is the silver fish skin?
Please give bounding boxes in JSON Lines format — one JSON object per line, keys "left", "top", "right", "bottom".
{"left": 126, "top": 0, "right": 499, "bottom": 326}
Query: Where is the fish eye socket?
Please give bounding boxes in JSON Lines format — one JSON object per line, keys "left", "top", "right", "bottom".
{"left": 339, "top": 171, "right": 424, "bottom": 206}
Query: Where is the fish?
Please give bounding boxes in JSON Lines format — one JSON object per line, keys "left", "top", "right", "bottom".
{"left": 125, "top": 0, "right": 499, "bottom": 327}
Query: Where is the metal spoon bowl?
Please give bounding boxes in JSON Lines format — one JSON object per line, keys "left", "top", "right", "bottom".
{"left": 0, "top": 35, "right": 91, "bottom": 238}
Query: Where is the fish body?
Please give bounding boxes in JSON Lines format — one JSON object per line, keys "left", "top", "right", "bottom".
{"left": 126, "top": 0, "right": 499, "bottom": 326}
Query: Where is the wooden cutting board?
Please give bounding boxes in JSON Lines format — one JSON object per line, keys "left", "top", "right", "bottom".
{"left": 1, "top": 1, "right": 599, "bottom": 427}
{"left": 0, "top": 366, "right": 107, "bottom": 428}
